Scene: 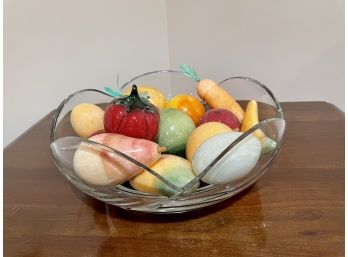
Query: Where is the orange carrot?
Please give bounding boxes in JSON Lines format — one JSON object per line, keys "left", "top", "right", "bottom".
{"left": 197, "top": 79, "right": 244, "bottom": 123}
{"left": 179, "top": 64, "right": 244, "bottom": 123}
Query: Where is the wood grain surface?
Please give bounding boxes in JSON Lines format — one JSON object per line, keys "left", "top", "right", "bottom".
{"left": 4, "top": 102, "right": 344, "bottom": 257}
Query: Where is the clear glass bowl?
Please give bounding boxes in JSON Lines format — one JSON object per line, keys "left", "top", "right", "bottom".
{"left": 49, "top": 70, "right": 286, "bottom": 214}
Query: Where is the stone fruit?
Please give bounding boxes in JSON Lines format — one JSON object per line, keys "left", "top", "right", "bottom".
{"left": 179, "top": 64, "right": 244, "bottom": 122}
{"left": 165, "top": 94, "right": 205, "bottom": 125}
{"left": 157, "top": 108, "right": 195, "bottom": 155}
{"left": 123, "top": 85, "right": 166, "bottom": 109}
{"left": 73, "top": 133, "right": 162, "bottom": 186}
{"left": 199, "top": 108, "right": 240, "bottom": 131}
{"left": 104, "top": 85, "right": 160, "bottom": 141}
{"left": 192, "top": 132, "right": 261, "bottom": 185}
{"left": 130, "top": 154, "right": 198, "bottom": 196}
{"left": 185, "top": 122, "right": 232, "bottom": 161}
{"left": 241, "top": 100, "right": 264, "bottom": 139}
{"left": 241, "top": 100, "right": 277, "bottom": 154}
{"left": 196, "top": 79, "right": 244, "bottom": 122}
{"left": 70, "top": 103, "right": 104, "bottom": 138}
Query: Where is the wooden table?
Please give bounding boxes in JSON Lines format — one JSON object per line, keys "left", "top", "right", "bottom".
{"left": 4, "top": 102, "right": 344, "bottom": 257}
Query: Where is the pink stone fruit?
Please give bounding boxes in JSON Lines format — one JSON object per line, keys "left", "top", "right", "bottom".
{"left": 73, "top": 133, "right": 162, "bottom": 186}
{"left": 198, "top": 108, "right": 241, "bottom": 131}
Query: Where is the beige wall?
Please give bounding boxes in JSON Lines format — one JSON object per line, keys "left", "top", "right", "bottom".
{"left": 4, "top": 0, "right": 170, "bottom": 146}
{"left": 167, "top": 0, "right": 344, "bottom": 109}
{"left": 4, "top": 0, "right": 344, "bottom": 146}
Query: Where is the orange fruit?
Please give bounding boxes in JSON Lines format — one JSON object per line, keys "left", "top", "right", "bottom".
{"left": 165, "top": 94, "right": 205, "bottom": 125}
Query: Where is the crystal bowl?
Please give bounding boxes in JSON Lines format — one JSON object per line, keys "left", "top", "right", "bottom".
{"left": 49, "top": 70, "right": 286, "bottom": 214}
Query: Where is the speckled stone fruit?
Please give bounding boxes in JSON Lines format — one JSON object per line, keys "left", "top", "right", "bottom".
{"left": 192, "top": 132, "right": 261, "bottom": 185}
{"left": 186, "top": 122, "right": 232, "bottom": 161}
{"left": 165, "top": 94, "right": 205, "bottom": 125}
{"left": 130, "top": 154, "right": 198, "bottom": 196}
{"left": 156, "top": 108, "right": 195, "bottom": 155}
{"left": 70, "top": 103, "right": 104, "bottom": 138}
{"left": 199, "top": 108, "right": 240, "bottom": 131}
{"left": 73, "top": 133, "right": 162, "bottom": 186}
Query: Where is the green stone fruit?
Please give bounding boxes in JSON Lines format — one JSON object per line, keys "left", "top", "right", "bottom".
{"left": 157, "top": 108, "right": 196, "bottom": 155}
{"left": 130, "top": 154, "right": 199, "bottom": 197}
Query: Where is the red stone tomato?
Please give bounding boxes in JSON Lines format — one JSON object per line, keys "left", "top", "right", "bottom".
{"left": 104, "top": 85, "right": 160, "bottom": 141}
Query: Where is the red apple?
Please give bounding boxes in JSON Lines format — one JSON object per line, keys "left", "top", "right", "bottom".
{"left": 198, "top": 108, "right": 240, "bottom": 131}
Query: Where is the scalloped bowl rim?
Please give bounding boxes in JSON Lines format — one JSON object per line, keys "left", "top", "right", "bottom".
{"left": 49, "top": 70, "right": 286, "bottom": 214}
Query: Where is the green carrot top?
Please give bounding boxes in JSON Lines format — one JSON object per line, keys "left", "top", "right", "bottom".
{"left": 104, "top": 86, "right": 122, "bottom": 97}
{"left": 179, "top": 64, "right": 201, "bottom": 82}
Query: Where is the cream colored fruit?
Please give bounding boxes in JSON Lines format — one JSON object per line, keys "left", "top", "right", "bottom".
{"left": 186, "top": 122, "right": 232, "bottom": 161}
{"left": 70, "top": 103, "right": 105, "bottom": 138}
